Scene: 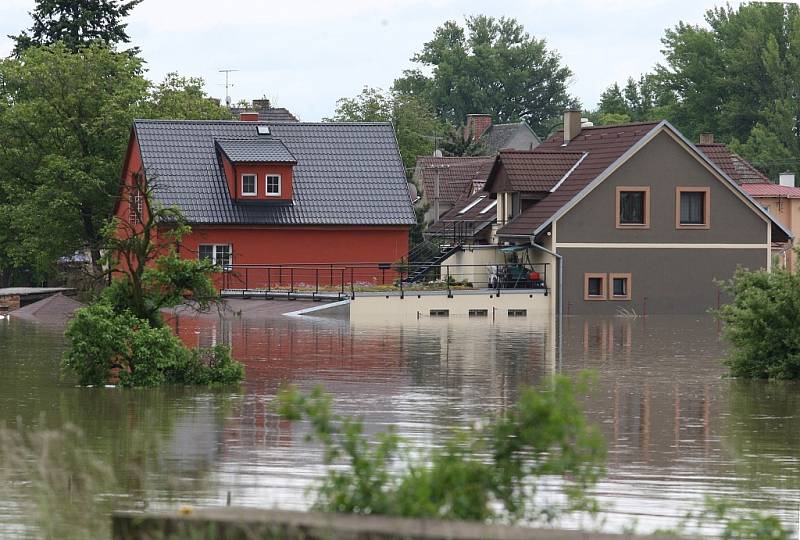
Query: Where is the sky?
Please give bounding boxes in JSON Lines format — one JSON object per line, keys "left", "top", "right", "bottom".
{"left": 0, "top": 0, "right": 750, "bottom": 121}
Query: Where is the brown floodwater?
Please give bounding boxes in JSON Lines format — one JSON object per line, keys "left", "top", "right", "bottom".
{"left": 0, "top": 302, "right": 798, "bottom": 537}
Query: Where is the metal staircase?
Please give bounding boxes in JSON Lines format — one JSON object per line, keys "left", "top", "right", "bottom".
{"left": 403, "top": 239, "right": 463, "bottom": 283}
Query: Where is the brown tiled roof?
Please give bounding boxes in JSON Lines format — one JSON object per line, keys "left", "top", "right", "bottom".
{"left": 415, "top": 156, "right": 495, "bottom": 205}
{"left": 426, "top": 190, "right": 497, "bottom": 236}
{"left": 498, "top": 122, "right": 661, "bottom": 236}
{"left": 696, "top": 143, "right": 768, "bottom": 184}
{"left": 740, "top": 182, "right": 800, "bottom": 198}
{"left": 489, "top": 150, "right": 584, "bottom": 193}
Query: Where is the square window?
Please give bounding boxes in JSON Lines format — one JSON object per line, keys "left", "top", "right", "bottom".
{"left": 609, "top": 273, "right": 632, "bottom": 300}
{"left": 199, "top": 244, "right": 214, "bottom": 261}
{"left": 676, "top": 188, "right": 710, "bottom": 228}
{"left": 199, "top": 244, "right": 232, "bottom": 268}
{"left": 241, "top": 174, "right": 257, "bottom": 196}
{"left": 584, "top": 273, "right": 607, "bottom": 301}
{"left": 616, "top": 187, "right": 650, "bottom": 228}
{"left": 469, "top": 309, "right": 488, "bottom": 317}
{"left": 266, "top": 175, "right": 281, "bottom": 196}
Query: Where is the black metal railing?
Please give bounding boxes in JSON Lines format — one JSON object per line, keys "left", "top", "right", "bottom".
{"left": 219, "top": 262, "right": 550, "bottom": 300}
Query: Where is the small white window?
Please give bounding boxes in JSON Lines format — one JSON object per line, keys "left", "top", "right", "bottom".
{"left": 241, "top": 174, "right": 257, "bottom": 196}
{"left": 266, "top": 174, "right": 281, "bottom": 196}
{"left": 129, "top": 189, "right": 143, "bottom": 225}
{"left": 199, "top": 244, "right": 232, "bottom": 268}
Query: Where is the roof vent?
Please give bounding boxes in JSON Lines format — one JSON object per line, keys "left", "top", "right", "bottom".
{"left": 257, "top": 125, "right": 270, "bottom": 135}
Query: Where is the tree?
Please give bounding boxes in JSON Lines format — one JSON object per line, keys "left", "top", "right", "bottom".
{"left": 142, "top": 73, "right": 233, "bottom": 120}
{"left": 0, "top": 42, "right": 148, "bottom": 279}
{"left": 327, "top": 86, "right": 443, "bottom": 173}
{"left": 393, "top": 16, "right": 574, "bottom": 135}
{"left": 10, "top": 0, "right": 142, "bottom": 55}
{"left": 600, "top": 4, "right": 800, "bottom": 179}
{"left": 438, "top": 126, "right": 488, "bottom": 157}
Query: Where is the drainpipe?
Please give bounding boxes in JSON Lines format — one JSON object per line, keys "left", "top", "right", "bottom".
{"left": 530, "top": 238, "right": 563, "bottom": 372}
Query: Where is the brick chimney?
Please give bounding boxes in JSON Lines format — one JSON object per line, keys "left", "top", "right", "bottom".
{"left": 465, "top": 114, "right": 493, "bottom": 141}
{"left": 252, "top": 99, "right": 271, "bottom": 111}
{"left": 563, "top": 109, "right": 582, "bottom": 143}
{"left": 239, "top": 111, "right": 259, "bottom": 122}
{"left": 699, "top": 133, "right": 714, "bottom": 144}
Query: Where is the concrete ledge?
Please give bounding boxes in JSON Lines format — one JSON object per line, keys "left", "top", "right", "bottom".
{"left": 112, "top": 507, "right": 678, "bottom": 540}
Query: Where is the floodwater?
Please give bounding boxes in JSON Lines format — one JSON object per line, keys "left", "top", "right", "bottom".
{"left": 0, "top": 302, "right": 798, "bottom": 537}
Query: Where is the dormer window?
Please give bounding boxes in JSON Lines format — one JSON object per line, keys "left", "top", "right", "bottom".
{"left": 266, "top": 175, "right": 281, "bottom": 196}
{"left": 242, "top": 174, "right": 257, "bottom": 196}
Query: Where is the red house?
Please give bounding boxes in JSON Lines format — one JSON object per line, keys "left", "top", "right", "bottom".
{"left": 115, "top": 115, "right": 415, "bottom": 287}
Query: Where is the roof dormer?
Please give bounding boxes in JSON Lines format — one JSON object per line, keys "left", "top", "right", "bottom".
{"left": 215, "top": 134, "right": 297, "bottom": 204}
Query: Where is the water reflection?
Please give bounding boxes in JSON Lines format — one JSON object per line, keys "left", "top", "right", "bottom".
{"left": 1, "top": 306, "right": 799, "bottom": 536}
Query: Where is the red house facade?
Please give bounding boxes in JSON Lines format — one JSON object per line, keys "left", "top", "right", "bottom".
{"left": 116, "top": 116, "right": 415, "bottom": 287}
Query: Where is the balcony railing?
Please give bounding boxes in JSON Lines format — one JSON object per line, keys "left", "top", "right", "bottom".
{"left": 219, "top": 262, "right": 549, "bottom": 300}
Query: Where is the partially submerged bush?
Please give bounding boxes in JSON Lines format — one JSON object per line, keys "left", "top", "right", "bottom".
{"left": 717, "top": 267, "right": 800, "bottom": 379}
{"left": 276, "top": 374, "right": 605, "bottom": 523}
{"left": 63, "top": 302, "right": 243, "bottom": 387}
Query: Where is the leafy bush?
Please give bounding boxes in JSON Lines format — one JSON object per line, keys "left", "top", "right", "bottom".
{"left": 63, "top": 302, "right": 243, "bottom": 387}
{"left": 275, "top": 374, "right": 605, "bottom": 523}
{"left": 717, "top": 266, "right": 800, "bottom": 379}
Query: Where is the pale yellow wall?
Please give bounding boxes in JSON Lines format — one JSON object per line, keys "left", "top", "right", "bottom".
{"left": 757, "top": 195, "right": 798, "bottom": 271}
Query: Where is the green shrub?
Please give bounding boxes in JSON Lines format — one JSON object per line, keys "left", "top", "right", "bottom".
{"left": 276, "top": 374, "right": 605, "bottom": 524}
{"left": 63, "top": 302, "right": 244, "bottom": 387}
{"left": 717, "top": 266, "right": 800, "bottom": 379}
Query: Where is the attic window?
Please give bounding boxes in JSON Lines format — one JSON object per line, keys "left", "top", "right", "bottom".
{"left": 129, "top": 188, "right": 143, "bottom": 225}
{"left": 266, "top": 174, "right": 281, "bottom": 196}
{"left": 459, "top": 196, "right": 486, "bottom": 214}
{"left": 480, "top": 200, "right": 498, "bottom": 214}
{"left": 257, "top": 125, "right": 270, "bottom": 135}
{"left": 241, "top": 174, "right": 257, "bottom": 196}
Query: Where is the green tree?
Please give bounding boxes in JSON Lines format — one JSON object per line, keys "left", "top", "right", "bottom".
{"left": 601, "top": 4, "right": 800, "bottom": 179}
{"left": 142, "top": 73, "right": 233, "bottom": 120}
{"left": 0, "top": 42, "right": 148, "bottom": 279}
{"left": 10, "top": 0, "right": 142, "bottom": 55}
{"left": 393, "top": 16, "right": 574, "bottom": 135}
{"left": 438, "top": 125, "right": 488, "bottom": 157}
{"left": 327, "top": 86, "right": 443, "bottom": 173}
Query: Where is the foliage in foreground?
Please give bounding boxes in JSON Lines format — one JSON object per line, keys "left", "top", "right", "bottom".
{"left": 276, "top": 374, "right": 606, "bottom": 523}
{"left": 716, "top": 266, "right": 800, "bottom": 380}
{"left": 63, "top": 301, "right": 243, "bottom": 387}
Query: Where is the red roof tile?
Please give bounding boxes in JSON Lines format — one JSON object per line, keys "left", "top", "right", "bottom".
{"left": 498, "top": 122, "right": 661, "bottom": 236}
{"left": 740, "top": 182, "right": 800, "bottom": 198}
{"left": 696, "top": 144, "right": 769, "bottom": 184}
{"left": 426, "top": 191, "right": 497, "bottom": 236}
{"left": 491, "top": 150, "right": 584, "bottom": 192}
{"left": 415, "top": 156, "right": 495, "bottom": 205}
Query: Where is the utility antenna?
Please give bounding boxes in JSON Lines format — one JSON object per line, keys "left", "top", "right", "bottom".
{"left": 219, "top": 69, "right": 239, "bottom": 107}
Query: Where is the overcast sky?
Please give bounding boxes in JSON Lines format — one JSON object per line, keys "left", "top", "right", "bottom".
{"left": 0, "top": 0, "right": 747, "bottom": 121}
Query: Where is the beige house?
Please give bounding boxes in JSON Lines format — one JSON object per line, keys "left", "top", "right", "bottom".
{"left": 740, "top": 174, "right": 800, "bottom": 271}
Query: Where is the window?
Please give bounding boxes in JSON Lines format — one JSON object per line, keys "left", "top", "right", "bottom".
{"left": 676, "top": 187, "right": 710, "bottom": 228}
{"left": 266, "top": 174, "right": 281, "bottom": 196}
{"left": 584, "top": 273, "right": 607, "bottom": 301}
{"left": 609, "top": 273, "right": 632, "bottom": 300}
{"left": 469, "top": 309, "right": 488, "bottom": 317}
{"left": 508, "top": 309, "right": 527, "bottom": 317}
{"left": 241, "top": 174, "right": 257, "bottom": 196}
{"left": 129, "top": 189, "right": 143, "bottom": 225}
{"left": 616, "top": 186, "right": 650, "bottom": 228}
{"left": 429, "top": 309, "right": 449, "bottom": 317}
{"left": 199, "top": 244, "right": 232, "bottom": 267}
{"left": 458, "top": 196, "right": 486, "bottom": 214}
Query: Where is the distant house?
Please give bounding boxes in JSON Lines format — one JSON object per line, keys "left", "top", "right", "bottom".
{"left": 441, "top": 110, "right": 790, "bottom": 314}
{"left": 230, "top": 98, "right": 299, "bottom": 123}
{"left": 115, "top": 113, "right": 415, "bottom": 287}
{"left": 411, "top": 114, "right": 541, "bottom": 225}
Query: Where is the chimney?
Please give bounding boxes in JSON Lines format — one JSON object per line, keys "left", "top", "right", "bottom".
{"left": 699, "top": 133, "right": 714, "bottom": 145}
{"left": 465, "top": 114, "right": 493, "bottom": 141}
{"left": 779, "top": 171, "right": 795, "bottom": 188}
{"left": 239, "top": 111, "right": 259, "bottom": 122}
{"left": 252, "top": 98, "right": 271, "bottom": 111}
{"left": 563, "top": 109, "right": 582, "bottom": 143}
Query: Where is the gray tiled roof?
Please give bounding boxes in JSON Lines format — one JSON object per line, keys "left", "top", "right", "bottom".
{"left": 481, "top": 122, "right": 540, "bottom": 153}
{"left": 230, "top": 107, "right": 299, "bottom": 122}
{"left": 134, "top": 120, "right": 416, "bottom": 226}
{"left": 216, "top": 138, "right": 297, "bottom": 163}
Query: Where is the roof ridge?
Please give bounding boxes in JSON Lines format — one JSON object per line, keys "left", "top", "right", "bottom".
{"left": 134, "top": 119, "right": 393, "bottom": 126}
{"left": 579, "top": 120, "right": 662, "bottom": 130}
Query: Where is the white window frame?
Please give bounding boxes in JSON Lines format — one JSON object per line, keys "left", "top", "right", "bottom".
{"left": 129, "top": 190, "right": 143, "bottom": 225}
{"left": 241, "top": 174, "right": 257, "bottom": 196}
{"left": 198, "top": 244, "right": 233, "bottom": 270}
{"left": 265, "top": 174, "right": 281, "bottom": 196}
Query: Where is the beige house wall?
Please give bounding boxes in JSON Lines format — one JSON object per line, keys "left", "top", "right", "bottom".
{"left": 755, "top": 195, "right": 798, "bottom": 271}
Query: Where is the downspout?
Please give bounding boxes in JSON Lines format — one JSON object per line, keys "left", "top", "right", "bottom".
{"left": 530, "top": 238, "right": 563, "bottom": 372}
